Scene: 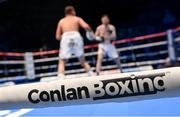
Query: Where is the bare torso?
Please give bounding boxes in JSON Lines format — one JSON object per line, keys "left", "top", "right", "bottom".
{"left": 56, "top": 15, "right": 90, "bottom": 40}
{"left": 60, "top": 16, "right": 80, "bottom": 33}
{"left": 96, "top": 24, "right": 116, "bottom": 43}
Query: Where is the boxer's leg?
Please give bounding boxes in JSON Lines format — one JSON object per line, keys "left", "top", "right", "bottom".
{"left": 74, "top": 33, "right": 94, "bottom": 76}
{"left": 78, "top": 56, "right": 94, "bottom": 76}
{"left": 58, "top": 59, "right": 67, "bottom": 79}
{"left": 96, "top": 44, "right": 104, "bottom": 75}
{"left": 114, "top": 57, "right": 122, "bottom": 73}
{"left": 96, "top": 53, "right": 103, "bottom": 76}
{"left": 58, "top": 59, "right": 65, "bottom": 79}
{"left": 58, "top": 34, "right": 71, "bottom": 79}
{"left": 107, "top": 44, "right": 122, "bottom": 73}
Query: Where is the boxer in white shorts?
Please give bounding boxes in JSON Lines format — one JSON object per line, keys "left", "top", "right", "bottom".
{"left": 60, "top": 32, "right": 84, "bottom": 59}
{"left": 95, "top": 15, "right": 122, "bottom": 75}
{"left": 56, "top": 6, "right": 94, "bottom": 79}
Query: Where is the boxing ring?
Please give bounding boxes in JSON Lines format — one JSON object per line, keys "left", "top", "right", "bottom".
{"left": 0, "top": 27, "right": 180, "bottom": 116}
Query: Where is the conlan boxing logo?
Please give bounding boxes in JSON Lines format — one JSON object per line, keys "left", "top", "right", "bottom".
{"left": 28, "top": 86, "right": 90, "bottom": 104}
{"left": 28, "top": 73, "right": 166, "bottom": 104}
{"left": 93, "top": 73, "right": 166, "bottom": 100}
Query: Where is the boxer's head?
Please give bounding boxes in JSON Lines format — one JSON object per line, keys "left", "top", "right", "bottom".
{"left": 101, "top": 15, "right": 110, "bottom": 25}
{"left": 65, "top": 6, "right": 76, "bottom": 16}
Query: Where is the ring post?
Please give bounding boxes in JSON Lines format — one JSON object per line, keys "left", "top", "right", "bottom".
{"left": 24, "top": 52, "right": 35, "bottom": 79}
{"left": 167, "top": 29, "right": 177, "bottom": 64}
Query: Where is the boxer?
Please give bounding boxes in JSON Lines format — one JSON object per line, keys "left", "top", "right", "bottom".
{"left": 56, "top": 6, "right": 94, "bottom": 79}
{"left": 95, "top": 15, "right": 122, "bottom": 75}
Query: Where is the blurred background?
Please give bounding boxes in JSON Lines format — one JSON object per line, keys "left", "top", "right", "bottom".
{"left": 0, "top": 0, "right": 179, "bottom": 52}
{"left": 0, "top": 0, "right": 179, "bottom": 84}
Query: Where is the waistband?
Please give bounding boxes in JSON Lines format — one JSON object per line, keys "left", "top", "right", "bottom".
{"left": 62, "top": 31, "right": 81, "bottom": 37}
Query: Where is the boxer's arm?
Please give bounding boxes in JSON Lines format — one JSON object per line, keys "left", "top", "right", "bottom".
{"left": 95, "top": 26, "right": 100, "bottom": 36}
{"left": 78, "top": 18, "right": 91, "bottom": 31}
{"left": 110, "top": 26, "right": 117, "bottom": 40}
{"left": 95, "top": 26, "right": 104, "bottom": 42}
{"left": 55, "top": 21, "right": 62, "bottom": 41}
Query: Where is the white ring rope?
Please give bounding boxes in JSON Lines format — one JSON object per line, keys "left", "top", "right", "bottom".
{"left": 0, "top": 76, "right": 26, "bottom": 82}
{"left": 35, "top": 59, "right": 168, "bottom": 78}
{"left": 175, "top": 37, "right": 180, "bottom": 42}
{"left": 0, "top": 60, "right": 24, "bottom": 65}
{"left": 0, "top": 69, "right": 24, "bottom": 75}
{"left": 0, "top": 67, "right": 180, "bottom": 110}
{"left": 0, "top": 68, "right": 24, "bottom": 73}
{"left": 36, "top": 50, "right": 168, "bottom": 68}
{"left": 0, "top": 58, "right": 173, "bottom": 79}
{"left": 33, "top": 49, "right": 168, "bottom": 67}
